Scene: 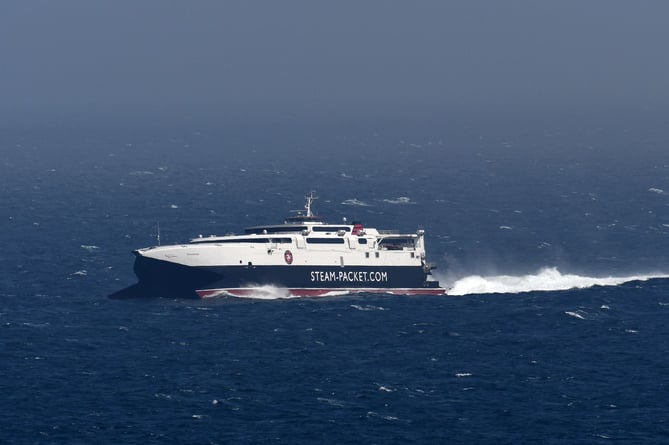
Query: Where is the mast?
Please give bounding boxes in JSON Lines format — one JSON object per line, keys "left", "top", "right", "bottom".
{"left": 304, "top": 191, "right": 317, "bottom": 217}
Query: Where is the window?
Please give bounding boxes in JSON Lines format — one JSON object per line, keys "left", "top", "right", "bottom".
{"left": 245, "top": 226, "right": 306, "bottom": 234}
{"left": 313, "top": 226, "right": 350, "bottom": 232}
{"left": 193, "top": 237, "right": 291, "bottom": 244}
{"left": 306, "top": 238, "right": 345, "bottom": 244}
{"left": 193, "top": 238, "right": 267, "bottom": 244}
{"left": 379, "top": 237, "right": 415, "bottom": 250}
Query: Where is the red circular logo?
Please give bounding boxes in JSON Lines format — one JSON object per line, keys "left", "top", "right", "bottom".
{"left": 284, "top": 250, "right": 293, "bottom": 264}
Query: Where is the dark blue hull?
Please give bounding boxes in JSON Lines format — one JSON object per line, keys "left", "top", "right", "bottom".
{"left": 109, "top": 254, "right": 443, "bottom": 298}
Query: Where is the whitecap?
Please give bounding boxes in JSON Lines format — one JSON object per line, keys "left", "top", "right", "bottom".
{"left": 21, "top": 322, "right": 50, "bottom": 328}
{"left": 366, "top": 411, "right": 400, "bottom": 421}
{"left": 71, "top": 270, "right": 88, "bottom": 276}
{"left": 350, "top": 304, "right": 387, "bottom": 311}
{"left": 565, "top": 311, "right": 587, "bottom": 320}
{"left": 648, "top": 187, "right": 665, "bottom": 194}
{"left": 383, "top": 197, "right": 414, "bottom": 204}
{"left": 455, "top": 373, "right": 472, "bottom": 378}
{"left": 80, "top": 245, "right": 99, "bottom": 251}
{"left": 341, "top": 198, "right": 371, "bottom": 206}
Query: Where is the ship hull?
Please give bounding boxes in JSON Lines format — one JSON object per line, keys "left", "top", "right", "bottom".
{"left": 109, "top": 253, "right": 445, "bottom": 299}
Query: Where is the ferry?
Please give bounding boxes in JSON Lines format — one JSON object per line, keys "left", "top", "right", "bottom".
{"left": 109, "top": 193, "right": 446, "bottom": 298}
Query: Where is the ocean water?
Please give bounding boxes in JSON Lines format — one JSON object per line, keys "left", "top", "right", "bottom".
{"left": 2, "top": 117, "right": 669, "bottom": 444}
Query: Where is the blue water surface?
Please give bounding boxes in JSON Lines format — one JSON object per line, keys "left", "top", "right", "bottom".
{"left": 2, "top": 117, "right": 669, "bottom": 444}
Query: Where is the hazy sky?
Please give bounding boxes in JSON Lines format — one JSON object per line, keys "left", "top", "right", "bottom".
{"left": 2, "top": 1, "right": 669, "bottom": 122}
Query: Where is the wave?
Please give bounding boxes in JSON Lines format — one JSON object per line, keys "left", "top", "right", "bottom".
{"left": 383, "top": 197, "right": 414, "bottom": 205}
{"left": 341, "top": 198, "right": 371, "bottom": 207}
{"left": 445, "top": 267, "right": 669, "bottom": 296}
{"left": 350, "top": 304, "right": 387, "bottom": 311}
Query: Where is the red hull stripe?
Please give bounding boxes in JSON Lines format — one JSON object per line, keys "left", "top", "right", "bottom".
{"left": 196, "top": 287, "right": 447, "bottom": 298}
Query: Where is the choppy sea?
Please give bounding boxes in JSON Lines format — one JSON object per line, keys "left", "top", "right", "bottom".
{"left": 2, "top": 116, "right": 669, "bottom": 444}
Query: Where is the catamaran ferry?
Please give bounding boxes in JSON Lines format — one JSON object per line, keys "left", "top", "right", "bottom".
{"left": 109, "top": 193, "right": 445, "bottom": 298}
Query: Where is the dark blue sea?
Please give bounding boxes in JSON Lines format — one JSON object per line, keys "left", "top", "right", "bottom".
{"left": 3, "top": 115, "right": 669, "bottom": 444}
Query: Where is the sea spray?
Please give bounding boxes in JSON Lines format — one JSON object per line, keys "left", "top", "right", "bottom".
{"left": 443, "top": 267, "right": 669, "bottom": 295}
{"left": 224, "top": 285, "right": 296, "bottom": 300}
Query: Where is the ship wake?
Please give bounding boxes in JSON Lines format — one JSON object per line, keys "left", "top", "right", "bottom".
{"left": 444, "top": 267, "right": 669, "bottom": 296}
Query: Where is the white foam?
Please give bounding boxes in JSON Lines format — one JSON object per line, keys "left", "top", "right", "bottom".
{"left": 341, "top": 198, "right": 371, "bottom": 206}
{"left": 383, "top": 197, "right": 414, "bottom": 204}
{"left": 350, "top": 304, "right": 387, "bottom": 311}
{"left": 648, "top": 187, "right": 665, "bottom": 194}
{"left": 445, "top": 267, "right": 669, "bottom": 296}
{"left": 319, "top": 290, "right": 353, "bottom": 297}
{"left": 565, "top": 311, "right": 587, "bottom": 320}
{"left": 229, "top": 285, "right": 296, "bottom": 300}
